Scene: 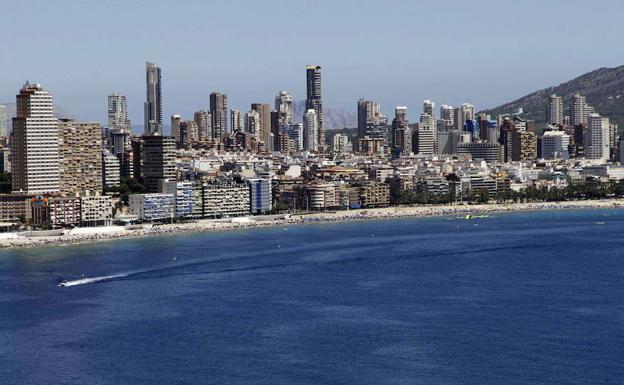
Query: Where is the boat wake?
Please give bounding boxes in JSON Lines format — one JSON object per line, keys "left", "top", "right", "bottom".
{"left": 58, "top": 273, "right": 130, "bottom": 287}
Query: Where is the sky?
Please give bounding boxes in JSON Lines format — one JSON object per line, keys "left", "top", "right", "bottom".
{"left": 1, "top": 0, "right": 624, "bottom": 127}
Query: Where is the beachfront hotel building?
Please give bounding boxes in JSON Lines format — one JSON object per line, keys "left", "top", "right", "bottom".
{"left": 248, "top": 178, "right": 272, "bottom": 215}
{"left": 58, "top": 119, "right": 103, "bottom": 195}
{"left": 191, "top": 181, "right": 250, "bottom": 218}
{"left": 160, "top": 180, "right": 193, "bottom": 217}
{"left": 80, "top": 194, "right": 113, "bottom": 227}
{"left": 11, "top": 83, "right": 60, "bottom": 194}
{"left": 129, "top": 193, "right": 176, "bottom": 221}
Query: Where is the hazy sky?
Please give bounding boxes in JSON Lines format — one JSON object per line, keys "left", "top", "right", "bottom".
{"left": 1, "top": 0, "right": 623, "bottom": 126}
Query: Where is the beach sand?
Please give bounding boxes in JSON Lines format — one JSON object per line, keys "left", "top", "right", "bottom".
{"left": 1, "top": 199, "right": 622, "bottom": 250}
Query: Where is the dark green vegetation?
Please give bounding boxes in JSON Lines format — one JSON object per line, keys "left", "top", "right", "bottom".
{"left": 105, "top": 177, "right": 145, "bottom": 205}
{"left": 390, "top": 179, "right": 624, "bottom": 206}
{"left": 485, "top": 65, "right": 624, "bottom": 129}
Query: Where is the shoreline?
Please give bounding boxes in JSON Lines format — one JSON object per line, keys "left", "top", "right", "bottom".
{"left": 1, "top": 199, "right": 623, "bottom": 250}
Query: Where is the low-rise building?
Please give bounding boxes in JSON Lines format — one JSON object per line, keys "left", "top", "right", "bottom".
{"left": 160, "top": 180, "right": 193, "bottom": 217}
{"left": 80, "top": 194, "right": 113, "bottom": 226}
{"left": 129, "top": 193, "right": 176, "bottom": 221}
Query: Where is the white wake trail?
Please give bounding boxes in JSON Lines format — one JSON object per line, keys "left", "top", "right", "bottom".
{"left": 59, "top": 273, "right": 130, "bottom": 287}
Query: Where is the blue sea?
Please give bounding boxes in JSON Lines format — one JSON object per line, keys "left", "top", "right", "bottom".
{"left": 1, "top": 209, "right": 623, "bottom": 385}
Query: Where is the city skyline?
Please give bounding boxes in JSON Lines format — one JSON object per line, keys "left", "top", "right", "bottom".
{"left": 1, "top": 0, "right": 624, "bottom": 126}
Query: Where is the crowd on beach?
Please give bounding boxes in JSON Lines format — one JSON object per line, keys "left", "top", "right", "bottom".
{"left": 1, "top": 199, "right": 623, "bottom": 249}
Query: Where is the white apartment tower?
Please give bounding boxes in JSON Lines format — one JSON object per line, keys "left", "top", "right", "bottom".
{"left": 275, "top": 91, "right": 294, "bottom": 124}
{"left": 303, "top": 109, "right": 319, "bottom": 152}
{"left": 440, "top": 105, "right": 454, "bottom": 130}
{"left": 108, "top": 93, "right": 130, "bottom": 130}
{"left": 571, "top": 94, "right": 587, "bottom": 126}
{"left": 586, "top": 113, "right": 610, "bottom": 161}
{"left": 548, "top": 94, "right": 563, "bottom": 125}
{"left": 11, "top": 83, "right": 60, "bottom": 194}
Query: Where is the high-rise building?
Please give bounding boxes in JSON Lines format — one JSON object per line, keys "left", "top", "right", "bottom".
{"left": 306, "top": 65, "right": 323, "bottom": 150}
{"left": 303, "top": 109, "right": 319, "bottom": 152}
{"left": 415, "top": 117, "right": 436, "bottom": 156}
{"left": 0, "top": 104, "right": 8, "bottom": 137}
{"left": 586, "top": 113, "right": 610, "bottom": 161}
{"left": 275, "top": 91, "right": 293, "bottom": 124}
{"left": 548, "top": 94, "right": 563, "bottom": 125}
{"left": 286, "top": 123, "right": 304, "bottom": 151}
{"left": 462, "top": 103, "right": 475, "bottom": 121}
{"left": 357, "top": 99, "right": 385, "bottom": 138}
{"left": 108, "top": 93, "right": 130, "bottom": 131}
{"left": 102, "top": 149, "right": 121, "bottom": 189}
{"left": 245, "top": 110, "right": 261, "bottom": 135}
{"left": 440, "top": 105, "right": 454, "bottom": 130}
{"left": 210, "top": 92, "right": 228, "bottom": 140}
{"left": 193, "top": 110, "right": 211, "bottom": 141}
{"left": 11, "top": 83, "right": 60, "bottom": 194}
{"left": 58, "top": 119, "right": 103, "bottom": 194}
{"left": 144, "top": 62, "right": 162, "bottom": 135}
{"left": 392, "top": 106, "right": 411, "bottom": 153}
{"left": 230, "top": 110, "right": 244, "bottom": 133}
{"left": 511, "top": 130, "right": 537, "bottom": 161}
{"left": 250, "top": 103, "right": 271, "bottom": 145}
{"left": 423, "top": 100, "right": 435, "bottom": 119}
{"left": 571, "top": 94, "right": 587, "bottom": 127}
{"left": 139, "top": 135, "right": 176, "bottom": 192}
{"left": 171, "top": 114, "right": 181, "bottom": 145}
{"left": 453, "top": 107, "right": 465, "bottom": 131}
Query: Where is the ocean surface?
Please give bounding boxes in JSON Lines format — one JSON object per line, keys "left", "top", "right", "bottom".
{"left": 1, "top": 209, "right": 623, "bottom": 385}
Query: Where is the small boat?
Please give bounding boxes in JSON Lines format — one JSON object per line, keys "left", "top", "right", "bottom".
{"left": 456, "top": 214, "right": 490, "bottom": 220}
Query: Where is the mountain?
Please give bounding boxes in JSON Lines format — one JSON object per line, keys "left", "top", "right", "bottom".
{"left": 484, "top": 65, "right": 624, "bottom": 129}
{"left": 293, "top": 100, "right": 356, "bottom": 129}
{"left": 1, "top": 102, "right": 75, "bottom": 130}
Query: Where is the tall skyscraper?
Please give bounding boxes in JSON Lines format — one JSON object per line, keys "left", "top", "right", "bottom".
{"left": 0, "top": 104, "right": 7, "bottom": 137}
{"left": 306, "top": 65, "right": 323, "bottom": 150}
{"left": 251, "top": 103, "right": 271, "bottom": 145}
{"left": 275, "top": 91, "right": 293, "bottom": 124}
{"left": 193, "top": 110, "right": 211, "bottom": 141}
{"left": 11, "top": 83, "right": 60, "bottom": 193}
{"left": 548, "top": 94, "right": 563, "bottom": 125}
{"left": 108, "top": 93, "right": 130, "bottom": 130}
{"left": 571, "top": 94, "right": 587, "bottom": 126}
{"left": 144, "top": 62, "right": 162, "bottom": 135}
{"left": 303, "top": 109, "right": 319, "bottom": 152}
{"left": 210, "top": 92, "right": 228, "bottom": 140}
{"left": 58, "top": 119, "right": 103, "bottom": 194}
{"left": 230, "top": 110, "right": 244, "bottom": 132}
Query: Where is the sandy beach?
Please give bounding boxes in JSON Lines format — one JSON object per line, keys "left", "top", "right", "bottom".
{"left": 1, "top": 199, "right": 623, "bottom": 250}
